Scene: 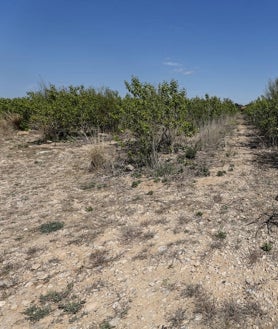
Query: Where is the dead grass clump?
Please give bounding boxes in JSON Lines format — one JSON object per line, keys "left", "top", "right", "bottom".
{"left": 0, "top": 112, "right": 23, "bottom": 132}
{"left": 88, "top": 145, "right": 112, "bottom": 172}
{"left": 120, "top": 226, "right": 144, "bottom": 244}
{"left": 89, "top": 249, "right": 109, "bottom": 268}
{"left": 193, "top": 115, "right": 236, "bottom": 151}
{"left": 166, "top": 307, "right": 187, "bottom": 328}
{"left": 246, "top": 248, "right": 263, "bottom": 266}
{"left": 180, "top": 283, "right": 203, "bottom": 298}
{"left": 181, "top": 284, "right": 217, "bottom": 322}
{"left": 219, "top": 300, "right": 265, "bottom": 326}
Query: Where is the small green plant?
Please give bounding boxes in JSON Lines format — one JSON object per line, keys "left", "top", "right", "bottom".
{"left": 154, "top": 162, "right": 175, "bottom": 177}
{"left": 85, "top": 206, "right": 93, "bottom": 212}
{"left": 131, "top": 172, "right": 142, "bottom": 178}
{"left": 58, "top": 300, "right": 85, "bottom": 314}
{"left": 131, "top": 180, "right": 141, "bottom": 188}
{"left": 217, "top": 170, "right": 226, "bottom": 176}
{"left": 99, "top": 320, "right": 113, "bottom": 329}
{"left": 197, "top": 165, "right": 210, "bottom": 177}
{"left": 39, "top": 221, "right": 64, "bottom": 234}
{"left": 196, "top": 211, "right": 203, "bottom": 217}
{"left": 260, "top": 242, "right": 272, "bottom": 252}
{"left": 23, "top": 305, "right": 51, "bottom": 322}
{"left": 167, "top": 307, "right": 187, "bottom": 327}
{"left": 185, "top": 146, "right": 197, "bottom": 159}
{"left": 40, "top": 283, "right": 73, "bottom": 304}
{"left": 215, "top": 231, "right": 227, "bottom": 240}
{"left": 80, "top": 181, "right": 96, "bottom": 190}
{"left": 228, "top": 164, "right": 235, "bottom": 171}
{"left": 146, "top": 190, "right": 154, "bottom": 195}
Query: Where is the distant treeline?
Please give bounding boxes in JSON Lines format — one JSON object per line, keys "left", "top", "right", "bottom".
{"left": 0, "top": 77, "right": 237, "bottom": 136}
{"left": 0, "top": 77, "right": 238, "bottom": 165}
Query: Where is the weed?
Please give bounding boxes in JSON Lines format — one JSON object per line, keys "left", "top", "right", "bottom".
{"left": 131, "top": 172, "right": 142, "bottom": 178}
{"left": 195, "top": 211, "right": 203, "bottom": 217}
{"left": 131, "top": 180, "right": 141, "bottom": 188}
{"left": 214, "top": 231, "right": 227, "bottom": 240}
{"left": 154, "top": 162, "right": 175, "bottom": 177}
{"left": 146, "top": 190, "right": 154, "bottom": 195}
{"left": 39, "top": 221, "right": 64, "bottom": 234}
{"left": 220, "top": 300, "right": 264, "bottom": 325}
{"left": 185, "top": 146, "right": 197, "bottom": 159}
{"left": 181, "top": 284, "right": 203, "bottom": 298}
{"left": 142, "top": 231, "right": 155, "bottom": 240}
{"left": 88, "top": 146, "right": 109, "bottom": 172}
{"left": 167, "top": 307, "right": 187, "bottom": 327}
{"left": 1, "top": 263, "right": 15, "bottom": 276}
{"left": 260, "top": 242, "right": 272, "bottom": 252}
{"left": 246, "top": 249, "right": 262, "bottom": 266}
{"left": 26, "top": 247, "right": 41, "bottom": 256}
{"left": 120, "top": 226, "right": 143, "bottom": 244}
{"left": 178, "top": 215, "right": 190, "bottom": 225}
{"left": 85, "top": 206, "right": 93, "bottom": 212}
{"left": 58, "top": 300, "right": 85, "bottom": 314}
{"left": 228, "top": 164, "right": 235, "bottom": 171}
{"left": 196, "top": 165, "right": 210, "bottom": 177}
{"left": 216, "top": 170, "right": 226, "bottom": 176}
{"left": 89, "top": 250, "right": 109, "bottom": 268}
{"left": 99, "top": 320, "right": 113, "bottom": 329}
{"left": 80, "top": 181, "right": 96, "bottom": 190}
{"left": 97, "top": 183, "right": 108, "bottom": 189}
{"left": 40, "top": 283, "right": 73, "bottom": 304}
{"left": 23, "top": 305, "right": 51, "bottom": 322}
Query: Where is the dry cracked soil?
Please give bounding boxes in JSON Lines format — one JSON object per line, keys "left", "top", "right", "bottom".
{"left": 0, "top": 115, "right": 278, "bottom": 329}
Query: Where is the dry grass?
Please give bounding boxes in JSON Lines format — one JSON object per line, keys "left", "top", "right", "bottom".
{"left": 192, "top": 115, "right": 237, "bottom": 151}
{"left": 88, "top": 145, "right": 113, "bottom": 172}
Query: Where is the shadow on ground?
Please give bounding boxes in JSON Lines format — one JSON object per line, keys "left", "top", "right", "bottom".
{"left": 253, "top": 149, "right": 278, "bottom": 169}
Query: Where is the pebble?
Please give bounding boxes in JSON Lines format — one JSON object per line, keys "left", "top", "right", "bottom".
{"left": 85, "top": 302, "right": 98, "bottom": 312}
{"left": 0, "top": 301, "right": 6, "bottom": 307}
{"left": 157, "top": 246, "right": 167, "bottom": 253}
{"left": 109, "top": 317, "right": 120, "bottom": 327}
{"left": 31, "top": 263, "right": 41, "bottom": 270}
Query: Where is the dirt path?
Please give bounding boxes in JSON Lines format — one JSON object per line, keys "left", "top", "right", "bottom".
{"left": 0, "top": 115, "right": 278, "bottom": 329}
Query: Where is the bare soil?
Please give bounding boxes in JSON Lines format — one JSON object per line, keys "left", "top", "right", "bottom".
{"left": 0, "top": 115, "right": 278, "bottom": 329}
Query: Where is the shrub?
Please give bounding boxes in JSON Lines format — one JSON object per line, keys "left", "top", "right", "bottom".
{"left": 122, "top": 77, "right": 193, "bottom": 166}
{"left": 247, "top": 78, "right": 278, "bottom": 145}
{"left": 23, "top": 305, "right": 51, "bottom": 322}
{"left": 39, "top": 221, "right": 64, "bottom": 234}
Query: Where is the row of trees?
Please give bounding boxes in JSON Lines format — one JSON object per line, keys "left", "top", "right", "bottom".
{"left": 0, "top": 77, "right": 237, "bottom": 166}
{"left": 246, "top": 79, "right": 278, "bottom": 145}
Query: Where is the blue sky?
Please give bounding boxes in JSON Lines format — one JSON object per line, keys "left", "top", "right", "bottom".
{"left": 1, "top": 0, "right": 278, "bottom": 104}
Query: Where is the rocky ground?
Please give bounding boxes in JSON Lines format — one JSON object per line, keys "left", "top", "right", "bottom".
{"left": 0, "top": 115, "right": 278, "bottom": 329}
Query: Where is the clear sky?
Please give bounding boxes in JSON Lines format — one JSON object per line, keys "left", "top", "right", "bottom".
{"left": 1, "top": 0, "right": 278, "bottom": 104}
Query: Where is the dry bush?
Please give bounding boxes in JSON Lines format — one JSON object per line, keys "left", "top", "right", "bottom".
{"left": 191, "top": 115, "right": 236, "bottom": 151}
{"left": 88, "top": 145, "right": 113, "bottom": 172}
{"left": 0, "top": 112, "right": 23, "bottom": 135}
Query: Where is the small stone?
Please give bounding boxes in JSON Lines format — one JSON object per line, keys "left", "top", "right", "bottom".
{"left": 157, "top": 246, "right": 167, "bottom": 253}
{"left": 31, "top": 264, "right": 41, "bottom": 270}
{"left": 85, "top": 302, "right": 98, "bottom": 312}
{"left": 37, "top": 273, "right": 48, "bottom": 280}
{"left": 109, "top": 317, "right": 120, "bottom": 327}
{"left": 0, "top": 301, "right": 6, "bottom": 307}
{"left": 194, "top": 313, "right": 203, "bottom": 321}
{"left": 126, "top": 164, "right": 135, "bottom": 171}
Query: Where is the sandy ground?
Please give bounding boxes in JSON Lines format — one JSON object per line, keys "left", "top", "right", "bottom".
{"left": 0, "top": 115, "right": 278, "bottom": 329}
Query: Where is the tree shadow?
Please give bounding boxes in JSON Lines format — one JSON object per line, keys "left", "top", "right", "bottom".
{"left": 253, "top": 149, "right": 278, "bottom": 169}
